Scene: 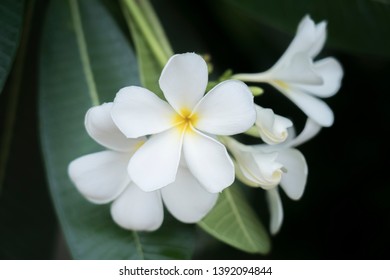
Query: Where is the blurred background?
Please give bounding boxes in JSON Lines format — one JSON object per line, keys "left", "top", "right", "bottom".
{"left": 0, "top": 0, "right": 389, "bottom": 259}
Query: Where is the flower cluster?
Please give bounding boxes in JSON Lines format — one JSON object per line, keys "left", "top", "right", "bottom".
{"left": 69, "top": 53, "right": 256, "bottom": 231}
{"left": 68, "top": 15, "right": 342, "bottom": 234}
{"left": 229, "top": 15, "right": 343, "bottom": 233}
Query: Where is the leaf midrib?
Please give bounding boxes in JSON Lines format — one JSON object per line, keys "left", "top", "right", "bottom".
{"left": 68, "top": 0, "right": 99, "bottom": 106}
{"left": 224, "top": 188, "right": 257, "bottom": 249}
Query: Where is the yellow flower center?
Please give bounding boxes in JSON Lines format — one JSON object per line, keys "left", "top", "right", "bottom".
{"left": 172, "top": 108, "right": 198, "bottom": 133}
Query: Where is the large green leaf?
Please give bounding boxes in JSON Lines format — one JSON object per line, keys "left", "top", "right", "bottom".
{"left": 0, "top": 0, "right": 25, "bottom": 93}
{"left": 213, "top": 0, "right": 390, "bottom": 57}
{"left": 198, "top": 183, "right": 271, "bottom": 254}
{"left": 39, "top": 0, "right": 194, "bottom": 259}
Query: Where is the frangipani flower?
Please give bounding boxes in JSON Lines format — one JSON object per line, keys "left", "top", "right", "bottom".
{"left": 233, "top": 15, "right": 343, "bottom": 127}
{"left": 68, "top": 103, "right": 218, "bottom": 231}
{"left": 223, "top": 137, "right": 284, "bottom": 189}
{"left": 225, "top": 117, "right": 321, "bottom": 234}
{"left": 255, "top": 105, "right": 293, "bottom": 145}
{"left": 111, "top": 53, "right": 256, "bottom": 193}
{"left": 262, "top": 119, "right": 321, "bottom": 234}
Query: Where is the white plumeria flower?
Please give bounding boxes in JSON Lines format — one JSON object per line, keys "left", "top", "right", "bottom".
{"left": 111, "top": 53, "right": 256, "bottom": 193}
{"left": 68, "top": 103, "right": 218, "bottom": 231}
{"left": 261, "top": 119, "right": 322, "bottom": 234}
{"left": 233, "top": 15, "right": 343, "bottom": 127}
{"left": 254, "top": 105, "right": 293, "bottom": 145}
{"left": 223, "top": 137, "right": 284, "bottom": 189}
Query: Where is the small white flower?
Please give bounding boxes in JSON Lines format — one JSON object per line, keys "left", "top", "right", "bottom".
{"left": 262, "top": 119, "right": 321, "bottom": 234}
{"left": 223, "top": 137, "right": 284, "bottom": 189}
{"left": 68, "top": 103, "right": 218, "bottom": 231}
{"left": 233, "top": 15, "right": 343, "bottom": 127}
{"left": 255, "top": 105, "right": 293, "bottom": 145}
{"left": 111, "top": 53, "right": 256, "bottom": 193}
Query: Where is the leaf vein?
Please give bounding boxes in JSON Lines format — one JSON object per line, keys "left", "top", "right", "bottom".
{"left": 68, "top": 0, "right": 100, "bottom": 106}
{"left": 225, "top": 188, "right": 257, "bottom": 249}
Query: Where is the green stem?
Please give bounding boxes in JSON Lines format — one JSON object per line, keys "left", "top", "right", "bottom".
{"left": 123, "top": 0, "right": 170, "bottom": 68}
{"left": 138, "top": 0, "right": 173, "bottom": 57}
{"left": 68, "top": 0, "right": 99, "bottom": 106}
{"left": 132, "top": 231, "right": 145, "bottom": 259}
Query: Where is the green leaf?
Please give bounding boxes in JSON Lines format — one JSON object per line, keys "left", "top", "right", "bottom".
{"left": 39, "top": 0, "right": 194, "bottom": 259}
{"left": 0, "top": 0, "right": 25, "bottom": 93}
{"left": 0, "top": 1, "right": 57, "bottom": 258}
{"left": 0, "top": 0, "right": 34, "bottom": 194}
{"left": 213, "top": 0, "right": 390, "bottom": 57}
{"left": 198, "top": 183, "right": 271, "bottom": 254}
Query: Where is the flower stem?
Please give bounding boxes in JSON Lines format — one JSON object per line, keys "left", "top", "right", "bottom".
{"left": 137, "top": 0, "right": 173, "bottom": 58}
{"left": 123, "top": 0, "right": 172, "bottom": 68}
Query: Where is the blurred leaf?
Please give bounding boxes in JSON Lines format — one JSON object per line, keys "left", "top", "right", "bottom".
{"left": 0, "top": 0, "right": 34, "bottom": 194}
{"left": 198, "top": 183, "right": 271, "bottom": 254}
{"left": 0, "top": 0, "right": 57, "bottom": 259}
{"left": 39, "top": 0, "right": 194, "bottom": 259}
{"left": 214, "top": 0, "right": 390, "bottom": 57}
{"left": 0, "top": 0, "right": 25, "bottom": 93}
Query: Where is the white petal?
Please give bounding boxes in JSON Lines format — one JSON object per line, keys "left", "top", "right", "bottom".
{"left": 183, "top": 128, "right": 234, "bottom": 193}
{"left": 161, "top": 167, "right": 218, "bottom": 223}
{"left": 225, "top": 137, "right": 282, "bottom": 188}
{"left": 273, "top": 52, "right": 323, "bottom": 85}
{"left": 159, "top": 53, "right": 208, "bottom": 112}
{"left": 110, "top": 183, "right": 163, "bottom": 231}
{"left": 111, "top": 86, "right": 176, "bottom": 138}
{"left": 68, "top": 151, "right": 130, "bottom": 204}
{"left": 233, "top": 158, "right": 259, "bottom": 187}
{"left": 282, "top": 87, "right": 334, "bottom": 127}
{"left": 255, "top": 105, "right": 293, "bottom": 145}
{"left": 251, "top": 152, "right": 284, "bottom": 189}
{"left": 295, "top": 57, "right": 343, "bottom": 97}
{"left": 287, "top": 118, "right": 322, "bottom": 148}
{"left": 234, "top": 16, "right": 327, "bottom": 86}
{"left": 129, "top": 128, "right": 183, "bottom": 192}
{"left": 277, "top": 15, "right": 316, "bottom": 65}
{"left": 309, "top": 20, "right": 327, "bottom": 58}
{"left": 282, "top": 15, "right": 326, "bottom": 61}
{"left": 193, "top": 80, "right": 256, "bottom": 135}
{"left": 277, "top": 149, "right": 307, "bottom": 200}
{"left": 233, "top": 150, "right": 265, "bottom": 187}
{"left": 266, "top": 188, "right": 284, "bottom": 235}
{"left": 85, "top": 103, "right": 146, "bottom": 152}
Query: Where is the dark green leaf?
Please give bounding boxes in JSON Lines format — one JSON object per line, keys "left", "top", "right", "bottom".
{"left": 198, "top": 183, "right": 271, "bottom": 254}
{"left": 39, "top": 0, "right": 194, "bottom": 259}
{"left": 0, "top": 0, "right": 57, "bottom": 257}
{"left": 213, "top": 0, "right": 390, "bottom": 57}
{"left": 0, "top": 0, "right": 25, "bottom": 93}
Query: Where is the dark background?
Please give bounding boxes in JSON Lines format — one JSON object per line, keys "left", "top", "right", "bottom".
{"left": 0, "top": 0, "right": 389, "bottom": 259}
